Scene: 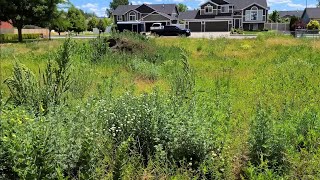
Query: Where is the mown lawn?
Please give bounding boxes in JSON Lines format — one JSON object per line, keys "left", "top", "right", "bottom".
{"left": 1, "top": 32, "right": 320, "bottom": 179}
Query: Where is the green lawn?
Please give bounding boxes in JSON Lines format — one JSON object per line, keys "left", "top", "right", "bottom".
{"left": 1, "top": 32, "right": 320, "bottom": 179}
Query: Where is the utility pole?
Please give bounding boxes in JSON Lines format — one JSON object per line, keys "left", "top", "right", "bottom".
{"left": 306, "top": 0, "right": 307, "bottom": 8}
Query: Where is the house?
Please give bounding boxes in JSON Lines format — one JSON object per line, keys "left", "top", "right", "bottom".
{"left": 278, "top": 10, "right": 303, "bottom": 19}
{"left": 112, "top": 4, "right": 179, "bottom": 33}
{"left": 113, "top": 0, "right": 269, "bottom": 32}
{"left": 179, "top": 0, "right": 269, "bottom": 32}
{"left": 0, "top": 21, "right": 14, "bottom": 34}
{"left": 301, "top": 8, "right": 320, "bottom": 24}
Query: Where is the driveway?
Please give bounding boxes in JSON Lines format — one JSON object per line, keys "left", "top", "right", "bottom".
{"left": 190, "top": 32, "right": 256, "bottom": 39}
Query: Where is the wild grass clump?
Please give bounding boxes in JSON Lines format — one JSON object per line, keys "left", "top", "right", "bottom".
{"left": 4, "top": 39, "right": 73, "bottom": 114}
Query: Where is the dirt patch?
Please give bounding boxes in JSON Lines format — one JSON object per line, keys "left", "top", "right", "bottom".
{"left": 107, "top": 38, "right": 152, "bottom": 54}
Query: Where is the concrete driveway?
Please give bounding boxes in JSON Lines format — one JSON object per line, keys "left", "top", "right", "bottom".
{"left": 189, "top": 32, "right": 256, "bottom": 39}
{"left": 190, "top": 32, "right": 230, "bottom": 38}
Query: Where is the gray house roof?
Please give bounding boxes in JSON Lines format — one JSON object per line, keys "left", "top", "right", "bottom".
{"left": 278, "top": 10, "right": 303, "bottom": 18}
{"left": 112, "top": 5, "right": 140, "bottom": 15}
{"left": 113, "top": 4, "right": 177, "bottom": 16}
{"left": 178, "top": 10, "right": 198, "bottom": 20}
{"left": 227, "top": 0, "right": 268, "bottom": 9}
{"left": 302, "top": 8, "right": 320, "bottom": 19}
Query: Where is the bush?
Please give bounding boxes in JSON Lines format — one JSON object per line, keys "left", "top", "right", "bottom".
{"left": 0, "top": 34, "right": 41, "bottom": 42}
{"left": 307, "top": 20, "right": 320, "bottom": 30}
{"left": 290, "top": 16, "right": 299, "bottom": 31}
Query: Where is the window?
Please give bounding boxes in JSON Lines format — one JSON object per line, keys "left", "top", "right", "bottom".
{"left": 250, "top": 6, "right": 258, "bottom": 21}
{"left": 129, "top": 12, "right": 136, "bottom": 21}
{"left": 205, "top": 5, "right": 213, "bottom": 14}
{"left": 245, "top": 6, "right": 263, "bottom": 21}
{"left": 117, "top": 16, "right": 122, "bottom": 21}
{"left": 221, "top": 6, "right": 229, "bottom": 13}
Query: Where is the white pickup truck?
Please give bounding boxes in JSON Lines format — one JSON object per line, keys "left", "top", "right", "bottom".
{"left": 150, "top": 23, "right": 164, "bottom": 30}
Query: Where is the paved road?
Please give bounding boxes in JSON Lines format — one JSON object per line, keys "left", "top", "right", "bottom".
{"left": 52, "top": 32, "right": 257, "bottom": 40}
{"left": 51, "top": 35, "right": 99, "bottom": 39}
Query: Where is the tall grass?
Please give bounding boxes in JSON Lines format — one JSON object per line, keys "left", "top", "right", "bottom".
{"left": 1, "top": 33, "right": 320, "bottom": 179}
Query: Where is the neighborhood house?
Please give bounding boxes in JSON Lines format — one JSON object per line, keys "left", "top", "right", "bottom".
{"left": 301, "top": 8, "right": 320, "bottom": 25}
{"left": 113, "top": 0, "right": 269, "bottom": 32}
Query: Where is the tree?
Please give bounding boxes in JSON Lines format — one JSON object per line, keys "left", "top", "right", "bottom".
{"left": 97, "top": 19, "right": 107, "bottom": 35}
{"left": 178, "top": 3, "right": 188, "bottom": 12}
{"left": 51, "top": 11, "right": 70, "bottom": 35}
{"left": 110, "top": 0, "right": 129, "bottom": 10}
{"left": 269, "top": 10, "right": 280, "bottom": 23}
{"left": 87, "top": 17, "right": 98, "bottom": 31}
{"left": 67, "top": 6, "right": 86, "bottom": 34}
{"left": 0, "top": 0, "right": 63, "bottom": 42}
{"left": 289, "top": 16, "right": 299, "bottom": 31}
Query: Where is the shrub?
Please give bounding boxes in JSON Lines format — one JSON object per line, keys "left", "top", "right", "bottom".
{"left": 307, "top": 20, "right": 320, "bottom": 30}
{"left": 5, "top": 39, "right": 73, "bottom": 114}
{"left": 290, "top": 16, "right": 299, "bottom": 31}
{"left": 248, "top": 104, "right": 287, "bottom": 174}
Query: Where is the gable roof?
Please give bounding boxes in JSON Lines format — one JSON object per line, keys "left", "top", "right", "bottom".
{"left": 278, "top": 10, "right": 303, "bottom": 18}
{"left": 302, "top": 8, "right": 320, "bottom": 19}
{"left": 227, "top": 0, "right": 268, "bottom": 9}
{"left": 113, "top": 4, "right": 177, "bottom": 16}
{"left": 179, "top": 10, "right": 198, "bottom": 20}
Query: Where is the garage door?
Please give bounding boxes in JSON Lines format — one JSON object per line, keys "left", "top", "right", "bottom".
{"left": 205, "top": 21, "right": 229, "bottom": 32}
{"left": 189, "top": 22, "right": 201, "bottom": 32}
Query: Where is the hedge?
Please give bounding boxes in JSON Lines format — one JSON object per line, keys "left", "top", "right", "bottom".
{"left": 0, "top": 33, "right": 41, "bottom": 42}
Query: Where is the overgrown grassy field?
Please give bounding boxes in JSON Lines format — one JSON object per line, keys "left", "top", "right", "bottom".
{"left": 1, "top": 32, "right": 320, "bottom": 179}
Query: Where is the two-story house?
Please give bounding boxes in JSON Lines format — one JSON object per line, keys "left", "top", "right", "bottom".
{"left": 112, "top": 4, "right": 179, "bottom": 33}
{"left": 179, "top": 0, "right": 268, "bottom": 32}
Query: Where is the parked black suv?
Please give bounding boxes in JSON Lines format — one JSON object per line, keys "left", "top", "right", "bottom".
{"left": 151, "top": 26, "right": 191, "bottom": 37}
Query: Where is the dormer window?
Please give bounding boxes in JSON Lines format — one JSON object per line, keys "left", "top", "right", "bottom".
{"left": 129, "top": 12, "right": 136, "bottom": 21}
{"left": 221, "top": 5, "right": 229, "bottom": 13}
{"left": 205, "top": 5, "right": 213, "bottom": 14}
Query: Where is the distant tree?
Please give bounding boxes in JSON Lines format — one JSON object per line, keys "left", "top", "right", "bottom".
{"left": 68, "top": 6, "right": 86, "bottom": 34}
{"left": 269, "top": 10, "right": 280, "bottom": 23}
{"left": 317, "top": 0, "right": 320, "bottom": 7}
{"left": 110, "top": 0, "right": 129, "bottom": 10}
{"left": 51, "top": 11, "right": 70, "bottom": 35}
{"left": 97, "top": 19, "right": 107, "bottom": 35}
{"left": 177, "top": 3, "right": 188, "bottom": 12}
{"left": 0, "top": 0, "right": 63, "bottom": 42}
{"left": 79, "top": 9, "right": 97, "bottom": 19}
{"left": 87, "top": 17, "right": 98, "bottom": 31}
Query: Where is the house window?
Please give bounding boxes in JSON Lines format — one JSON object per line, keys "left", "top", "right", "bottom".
{"left": 205, "top": 5, "right": 213, "bottom": 14}
{"left": 245, "top": 6, "right": 263, "bottom": 21}
{"left": 117, "top": 16, "right": 122, "bottom": 21}
{"left": 129, "top": 12, "right": 136, "bottom": 21}
{"left": 221, "top": 6, "right": 229, "bottom": 13}
{"left": 250, "top": 6, "right": 258, "bottom": 21}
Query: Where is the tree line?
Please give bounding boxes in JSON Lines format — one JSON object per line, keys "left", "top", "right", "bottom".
{"left": 0, "top": 0, "right": 112, "bottom": 42}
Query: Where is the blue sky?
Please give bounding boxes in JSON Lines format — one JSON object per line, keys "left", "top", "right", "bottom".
{"left": 71, "top": 0, "right": 318, "bottom": 17}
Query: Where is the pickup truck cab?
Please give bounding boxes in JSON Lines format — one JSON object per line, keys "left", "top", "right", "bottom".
{"left": 151, "top": 25, "right": 191, "bottom": 37}
{"left": 150, "top": 23, "right": 164, "bottom": 30}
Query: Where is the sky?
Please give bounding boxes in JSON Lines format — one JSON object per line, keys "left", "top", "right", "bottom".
{"left": 71, "top": 0, "right": 318, "bottom": 17}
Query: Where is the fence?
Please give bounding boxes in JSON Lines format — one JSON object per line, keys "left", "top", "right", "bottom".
{"left": 295, "top": 29, "right": 320, "bottom": 38}
{"left": 13, "top": 28, "right": 50, "bottom": 38}
{"left": 264, "top": 23, "right": 290, "bottom": 31}
{"left": 0, "top": 28, "right": 14, "bottom": 34}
